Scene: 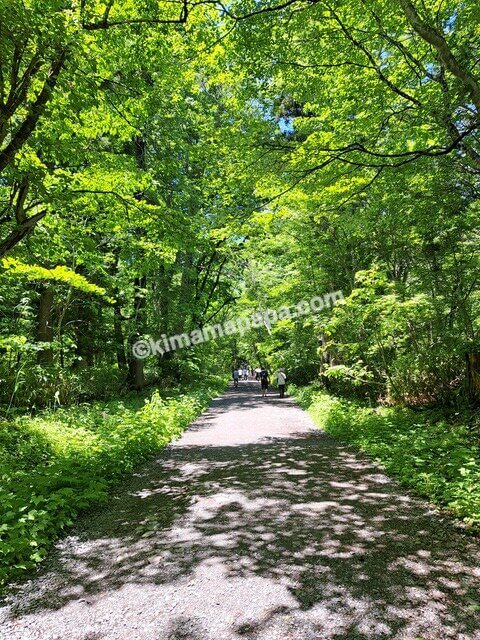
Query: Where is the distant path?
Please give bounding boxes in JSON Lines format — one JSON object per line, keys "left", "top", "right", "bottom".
{"left": 2, "top": 381, "right": 480, "bottom": 640}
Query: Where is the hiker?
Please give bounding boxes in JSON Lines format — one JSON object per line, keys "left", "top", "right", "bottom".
{"left": 233, "top": 368, "right": 239, "bottom": 387}
{"left": 277, "top": 369, "right": 287, "bottom": 398}
{"left": 259, "top": 367, "right": 270, "bottom": 397}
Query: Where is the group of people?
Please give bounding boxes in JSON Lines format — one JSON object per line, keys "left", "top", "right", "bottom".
{"left": 238, "top": 365, "right": 250, "bottom": 380}
{"left": 232, "top": 364, "right": 287, "bottom": 398}
{"left": 232, "top": 364, "right": 250, "bottom": 386}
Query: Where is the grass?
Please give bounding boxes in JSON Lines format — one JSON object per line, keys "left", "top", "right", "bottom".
{"left": 292, "top": 385, "right": 480, "bottom": 529}
{"left": 0, "top": 377, "right": 225, "bottom": 590}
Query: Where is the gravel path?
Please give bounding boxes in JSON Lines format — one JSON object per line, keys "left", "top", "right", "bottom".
{"left": 1, "top": 381, "right": 480, "bottom": 640}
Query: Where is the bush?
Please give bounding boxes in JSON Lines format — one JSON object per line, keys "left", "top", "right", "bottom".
{"left": 0, "top": 362, "right": 127, "bottom": 409}
{"left": 294, "top": 387, "right": 480, "bottom": 528}
{"left": 0, "top": 378, "right": 225, "bottom": 589}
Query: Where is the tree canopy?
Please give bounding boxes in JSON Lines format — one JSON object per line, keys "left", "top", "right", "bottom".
{"left": 0, "top": 0, "right": 479, "bottom": 407}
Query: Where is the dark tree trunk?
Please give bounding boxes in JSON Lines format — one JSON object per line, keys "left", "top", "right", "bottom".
{"left": 466, "top": 353, "right": 480, "bottom": 403}
{"left": 126, "top": 136, "right": 148, "bottom": 389}
{"left": 114, "top": 300, "right": 127, "bottom": 374}
{"left": 73, "top": 300, "right": 95, "bottom": 368}
{"left": 36, "top": 287, "right": 54, "bottom": 365}
{"left": 127, "top": 275, "right": 147, "bottom": 390}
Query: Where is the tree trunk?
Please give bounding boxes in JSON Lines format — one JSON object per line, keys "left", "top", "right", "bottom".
{"left": 126, "top": 136, "right": 148, "bottom": 390}
{"left": 73, "top": 299, "right": 95, "bottom": 368}
{"left": 127, "top": 275, "right": 147, "bottom": 390}
{"left": 466, "top": 353, "right": 480, "bottom": 403}
{"left": 114, "top": 300, "right": 127, "bottom": 374}
{"left": 36, "top": 287, "right": 54, "bottom": 365}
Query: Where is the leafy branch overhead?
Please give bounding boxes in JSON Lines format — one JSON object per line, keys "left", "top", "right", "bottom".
{"left": 1, "top": 258, "right": 107, "bottom": 296}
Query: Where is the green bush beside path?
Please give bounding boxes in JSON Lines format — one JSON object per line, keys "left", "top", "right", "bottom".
{"left": 0, "top": 378, "right": 224, "bottom": 589}
{"left": 292, "top": 386, "right": 480, "bottom": 529}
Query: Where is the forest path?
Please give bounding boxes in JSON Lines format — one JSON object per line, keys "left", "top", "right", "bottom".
{"left": 1, "top": 381, "right": 480, "bottom": 640}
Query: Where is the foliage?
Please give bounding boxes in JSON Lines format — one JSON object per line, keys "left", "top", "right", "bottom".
{"left": 233, "top": 156, "right": 480, "bottom": 402}
{"left": 322, "top": 265, "right": 475, "bottom": 403}
{"left": 1, "top": 259, "right": 107, "bottom": 296}
{"left": 293, "top": 386, "right": 480, "bottom": 528}
{"left": 0, "top": 0, "right": 480, "bottom": 593}
{"left": 0, "top": 378, "right": 225, "bottom": 589}
{"left": 221, "top": 0, "right": 480, "bottom": 403}
{"left": 0, "top": 0, "right": 259, "bottom": 405}
{"left": 1, "top": 0, "right": 480, "bottom": 404}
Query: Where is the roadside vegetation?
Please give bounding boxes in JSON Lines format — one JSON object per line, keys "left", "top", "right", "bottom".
{"left": 0, "top": 379, "right": 224, "bottom": 590}
{"left": 293, "top": 386, "right": 480, "bottom": 529}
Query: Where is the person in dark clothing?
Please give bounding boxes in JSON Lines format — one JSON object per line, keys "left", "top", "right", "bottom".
{"left": 259, "top": 368, "right": 270, "bottom": 397}
{"left": 277, "top": 369, "right": 287, "bottom": 398}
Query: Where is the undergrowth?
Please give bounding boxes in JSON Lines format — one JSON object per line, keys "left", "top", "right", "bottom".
{"left": 0, "top": 377, "right": 224, "bottom": 589}
{"left": 292, "top": 385, "right": 480, "bottom": 529}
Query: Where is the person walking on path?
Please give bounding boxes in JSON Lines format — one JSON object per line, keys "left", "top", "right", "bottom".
{"left": 277, "top": 369, "right": 287, "bottom": 398}
{"left": 233, "top": 368, "right": 239, "bottom": 388}
{"left": 260, "top": 367, "right": 270, "bottom": 397}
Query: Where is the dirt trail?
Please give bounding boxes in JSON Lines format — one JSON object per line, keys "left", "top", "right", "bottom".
{"left": 1, "top": 381, "right": 480, "bottom": 640}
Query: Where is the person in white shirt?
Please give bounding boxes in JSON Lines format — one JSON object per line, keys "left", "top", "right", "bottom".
{"left": 277, "top": 369, "right": 287, "bottom": 398}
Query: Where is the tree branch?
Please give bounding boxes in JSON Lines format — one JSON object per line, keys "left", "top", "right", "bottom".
{"left": 398, "top": 0, "right": 480, "bottom": 110}
{"left": 82, "top": 0, "right": 189, "bottom": 29}
{"left": 0, "top": 209, "right": 47, "bottom": 258}
{"left": 0, "top": 49, "right": 68, "bottom": 175}
{"left": 326, "top": 4, "right": 421, "bottom": 106}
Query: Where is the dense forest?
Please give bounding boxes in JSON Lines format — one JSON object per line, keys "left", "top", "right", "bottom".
{"left": 1, "top": 0, "right": 480, "bottom": 588}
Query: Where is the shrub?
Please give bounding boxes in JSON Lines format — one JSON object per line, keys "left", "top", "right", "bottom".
{"left": 0, "top": 378, "right": 224, "bottom": 589}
